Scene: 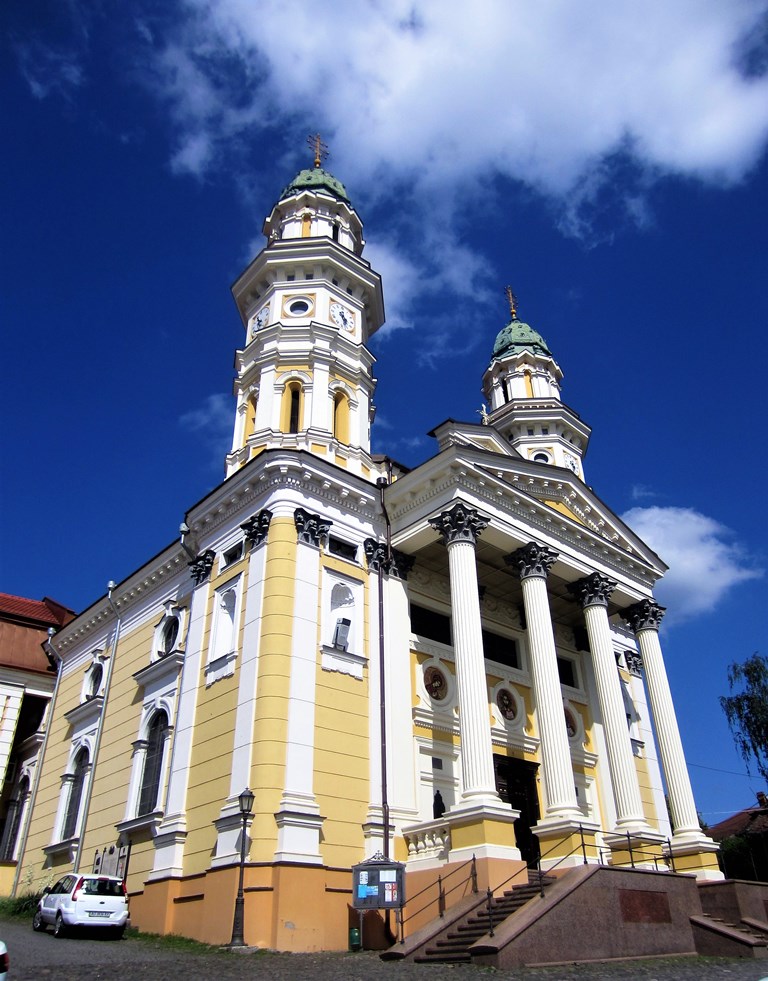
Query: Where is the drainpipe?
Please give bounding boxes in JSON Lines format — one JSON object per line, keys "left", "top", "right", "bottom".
{"left": 376, "top": 464, "right": 393, "bottom": 858}
{"left": 73, "top": 581, "right": 122, "bottom": 873}
{"left": 11, "top": 628, "right": 64, "bottom": 896}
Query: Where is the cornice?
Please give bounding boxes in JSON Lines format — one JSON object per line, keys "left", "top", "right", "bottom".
{"left": 188, "top": 451, "right": 380, "bottom": 542}
{"left": 388, "top": 460, "right": 659, "bottom": 587}
{"left": 52, "top": 552, "right": 189, "bottom": 656}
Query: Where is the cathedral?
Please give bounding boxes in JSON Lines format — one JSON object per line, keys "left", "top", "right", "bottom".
{"left": 14, "top": 153, "right": 721, "bottom": 952}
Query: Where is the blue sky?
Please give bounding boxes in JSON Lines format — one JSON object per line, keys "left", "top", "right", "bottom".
{"left": 2, "top": 0, "right": 767, "bottom": 826}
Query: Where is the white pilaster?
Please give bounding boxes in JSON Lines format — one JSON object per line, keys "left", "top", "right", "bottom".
{"left": 212, "top": 511, "right": 271, "bottom": 866}
{"left": 273, "top": 509, "right": 325, "bottom": 863}
{"left": 0, "top": 686, "right": 23, "bottom": 785}
{"left": 149, "top": 574, "right": 208, "bottom": 878}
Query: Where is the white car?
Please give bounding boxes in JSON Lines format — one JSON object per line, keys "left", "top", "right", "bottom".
{"left": 0, "top": 939, "right": 8, "bottom": 980}
{"left": 33, "top": 873, "right": 129, "bottom": 938}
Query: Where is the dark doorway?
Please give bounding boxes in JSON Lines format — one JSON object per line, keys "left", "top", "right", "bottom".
{"left": 494, "top": 755, "right": 540, "bottom": 867}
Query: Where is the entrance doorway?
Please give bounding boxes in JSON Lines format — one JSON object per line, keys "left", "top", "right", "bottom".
{"left": 494, "top": 755, "right": 540, "bottom": 867}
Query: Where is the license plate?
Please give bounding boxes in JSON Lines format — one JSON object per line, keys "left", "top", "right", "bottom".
{"left": 89, "top": 911, "right": 111, "bottom": 918}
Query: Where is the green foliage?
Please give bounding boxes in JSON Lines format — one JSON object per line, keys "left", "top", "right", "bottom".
{"left": 720, "top": 653, "right": 768, "bottom": 783}
{"left": 0, "top": 891, "right": 43, "bottom": 918}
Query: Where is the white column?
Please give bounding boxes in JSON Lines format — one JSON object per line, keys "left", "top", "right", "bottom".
{"left": 622, "top": 601, "right": 706, "bottom": 841}
{"left": 506, "top": 543, "right": 581, "bottom": 824}
{"left": 429, "top": 504, "right": 500, "bottom": 807}
{"left": 212, "top": 511, "right": 272, "bottom": 866}
{"left": 570, "top": 574, "right": 648, "bottom": 833}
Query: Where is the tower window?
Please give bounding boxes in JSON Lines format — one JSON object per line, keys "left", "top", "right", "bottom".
{"left": 533, "top": 452, "right": 550, "bottom": 463}
{"left": 289, "top": 387, "right": 301, "bottom": 433}
{"left": 332, "top": 223, "right": 340, "bottom": 242}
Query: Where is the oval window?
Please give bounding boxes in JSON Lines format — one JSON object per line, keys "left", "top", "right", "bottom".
{"left": 287, "top": 298, "right": 310, "bottom": 315}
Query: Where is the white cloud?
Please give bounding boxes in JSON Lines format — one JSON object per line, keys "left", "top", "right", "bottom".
{"left": 622, "top": 506, "right": 763, "bottom": 625}
{"left": 160, "top": 0, "right": 768, "bottom": 194}
{"left": 179, "top": 394, "right": 232, "bottom": 443}
{"left": 15, "top": 41, "right": 84, "bottom": 100}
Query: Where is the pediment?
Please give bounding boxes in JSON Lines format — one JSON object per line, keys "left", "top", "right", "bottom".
{"left": 428, "top": 419, "right": 521, "bottom": 458}
{"left": 471, "top": 456, "right": 664, "bottom": 570}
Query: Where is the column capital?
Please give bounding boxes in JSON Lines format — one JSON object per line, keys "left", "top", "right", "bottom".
{"left": 505, "top": 542, "right": 558, "bottom": 580}
{"left": 428, "top": 502, "right": 488, "bottom": 547}
{"left": 189, "top": 549, "right": 216, "bottom": 585}
{"left": 241, "top": 508, "right": 273, "bottom": 547}
{"left": 568, "top": 572, "right": 617, "bottom": 609}
{"left": 622, "top": 599, "right": 666, "bottom": 633}
{"left": 363, "top": 539, "right": 415, "bottom": 580}
{"left": 294, "top": 507, "right": 332, "bottom": 547}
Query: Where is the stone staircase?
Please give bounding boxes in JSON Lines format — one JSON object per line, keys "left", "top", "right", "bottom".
{"left": 690, "top": 912, "right": 768, "bottom": 958}
{"left": 413, "top": 872, "right": 557, "bottom": 964}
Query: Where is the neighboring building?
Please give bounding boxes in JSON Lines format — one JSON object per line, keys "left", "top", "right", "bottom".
{"left": 0, "top": 593, "right": 74, "bottom": 891}
{"left": 709, "top": 793, "right": 768, "bottom": 880}
{"left": 15, "top": 158, "right": 721, "bottom": 949}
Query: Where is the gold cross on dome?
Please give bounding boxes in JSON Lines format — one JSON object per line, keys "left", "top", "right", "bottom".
{"left": 505, "top": 285, "right": 518, "bottom": 319}
{"left": 307, "top": 133, "right": 329, "bottom": 168}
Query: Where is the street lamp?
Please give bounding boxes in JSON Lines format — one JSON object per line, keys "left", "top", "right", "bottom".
{"left": 229, "top": 787, "right": 254, "bottom": 947}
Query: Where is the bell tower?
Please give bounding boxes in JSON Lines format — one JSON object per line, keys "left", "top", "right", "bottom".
{"left": 226, "top": 140, "right": 385, "bottom": 479}
{"left": 482, "top": 289, "right": 591, "bottom": 480}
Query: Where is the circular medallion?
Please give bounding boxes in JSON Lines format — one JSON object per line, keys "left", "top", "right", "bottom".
{"left": 496, "top": 688, "right": 518, "bottom": 722}
{"left": 424, "top": 665, "right": 448, "bottom": 701}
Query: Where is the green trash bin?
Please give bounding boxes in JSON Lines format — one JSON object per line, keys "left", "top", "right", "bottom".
{"left": 349, "top": 926, "right": 361, "bottom": 951}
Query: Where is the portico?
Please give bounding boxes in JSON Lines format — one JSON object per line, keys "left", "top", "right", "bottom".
{"left": 387, "top": 450, "right": 718, "bottom": 877}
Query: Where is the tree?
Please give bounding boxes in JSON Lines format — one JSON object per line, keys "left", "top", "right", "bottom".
{"left": 720, "top": 653, "right": 768, "bottom": 784}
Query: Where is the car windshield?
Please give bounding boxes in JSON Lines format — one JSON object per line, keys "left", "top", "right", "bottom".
{"left": 82, "top": 878, "right": 123, "bottom": 896}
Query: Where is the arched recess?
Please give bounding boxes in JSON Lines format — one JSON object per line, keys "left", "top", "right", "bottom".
{"left": 332, "top": 392, "right": 350, "bottom": 443}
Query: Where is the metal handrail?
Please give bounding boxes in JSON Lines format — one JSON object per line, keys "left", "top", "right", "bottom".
{"left": 398, "top": 826, "right": 677, "bottom": 944}
{"left": 399, "top": 854, "right": 478, "bottom": 942}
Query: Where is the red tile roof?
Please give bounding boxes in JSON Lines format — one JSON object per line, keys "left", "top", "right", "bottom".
{"left": 0, "top": 593, "right": 75, "bottom": 626}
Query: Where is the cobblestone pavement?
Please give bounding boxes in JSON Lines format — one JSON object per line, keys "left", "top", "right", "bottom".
{"left": 5, "top": 918, "right": 768, "bottom": 981}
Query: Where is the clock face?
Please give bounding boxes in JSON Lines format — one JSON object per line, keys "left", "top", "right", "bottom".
{"left": 251, "top": 304, "right": 269, "bottom": 336}
{"left": 564, "top": 453, "right": 580, "bottom": 474}
{"left": 330, "top": 301, "right": 354, "bottom": 332}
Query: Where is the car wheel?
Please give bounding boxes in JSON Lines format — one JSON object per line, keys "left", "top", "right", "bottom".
{"left": 113, "top": 925, "right": 126, "bottom": 940}
{"left": 54, "top": 911, "right": 67, "bottom": 938}
{"left": 32, "top": 908, "right": 46, "bottom": 932}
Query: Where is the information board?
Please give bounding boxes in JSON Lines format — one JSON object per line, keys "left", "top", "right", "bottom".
{"left": 351, "top": 855, "right": 405, "bottom": 910}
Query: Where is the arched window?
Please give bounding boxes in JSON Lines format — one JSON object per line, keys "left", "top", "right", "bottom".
{"left": 280, "top": 382, "right": 303, "bottom": 434}
{"left": 138, "top": 711, "right": 169, "bottom": 816}
{"left": 87, "top": 662, "right": 103, "bottom": 699}
{"left": 332, "top": 392, "right": 350, "bottom": 444}
{"left": 160, "top": 617, "right": 179, "bottom": 657}
{"left": 1, "top": 775, "right": 29, "bottom": 860}
{"left": 62, "top": 748, "right": 89, "bottom": 840}
{"left": 301, "top": 212, "right": 312, "bottom": 237}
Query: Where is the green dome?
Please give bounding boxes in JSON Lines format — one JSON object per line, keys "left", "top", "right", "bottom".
{"left": 491, "top": 319, "right": 553, "bottom": 360}
{"left": 279, "top": 166, "right": 350, "bottom": 204}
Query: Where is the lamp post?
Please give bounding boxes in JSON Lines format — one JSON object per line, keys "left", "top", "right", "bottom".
{"left": 229, "top": 787, "right": 254, "bottom": 947}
